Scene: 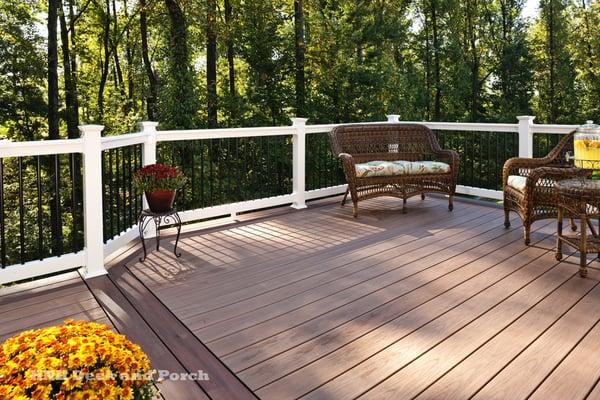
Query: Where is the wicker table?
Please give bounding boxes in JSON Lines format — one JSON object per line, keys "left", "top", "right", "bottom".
{"left": 555, "top": 179, "right": 600, "bottom": 277}
{"left": 138, "top": 208, "right": 182, "bottom": 262}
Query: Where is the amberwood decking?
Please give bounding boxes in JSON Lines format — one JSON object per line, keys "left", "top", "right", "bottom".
{"left": 3, "top": 195, "right": 600, "bottom": 399}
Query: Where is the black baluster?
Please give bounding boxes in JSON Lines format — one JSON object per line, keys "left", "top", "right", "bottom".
{"left": 128, "top": 146, "right": 133, "bottom": 226}
{"left": 108, "top": 150, "right": 114, "bottom": 238}
{"left": 36, "top": 156, "right": 43, "bottom": 259}
{"left": 209, "top": 140, "right": 214, "bottom": 205}
{"left": 116, "top": 148, "right": 121, "bottom": 234}
{"left": 18, "top": 157, "right": 25, "bottom": 263}
{"left": 0, "top": 159, "right": 4, "bottom": 268}
{"left": 53, "top": 154, "right": 63, "bottom": 256}
{"left": 69, "top": 153, "right": 77, "bottom": 251}
{"left": 200, "top": 141, "right": 205, "bottom": 208}
{"left": 102, "top": 151, "right": 108, "bottom": 243}
{"left": 191, "top": 141, "right": 196, "bottom": 207}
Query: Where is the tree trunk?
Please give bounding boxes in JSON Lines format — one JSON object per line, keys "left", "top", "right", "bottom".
{"left": 206, "top": 0, "right": 218, "bottom": 127}
{"left": 548, "top": 0, "right": 556, "bottom": 123}
{"left": 294, "top": 0, "right": 306, "bottom": 117}
{"left": 224, "top": 0, "right": 235, "bottom": 97}
{"left": 140, "top": 0, "right": 157, "bottom": 119}
{"left": 430, "top": 0, "right": 441, "bottom": 121}
{"left": 124, "top": 0, "right": 134, "bottom": 104}
{"left": 424, "top": 5, "right": 431, "bottom": 119}
{"left": 59, "top": 6, "right": 78, "bottom": 139}
{"left": 111, "top": 0, "right": 126, "bottom": 100}
{"left": 48, "top": 0, "right": 63, "bottom": 255}
{"left": 164, "top": 0, "right": 197, "bottom": 129}
{"left": 98, "top": 0, "right": 111, "bottom": 119}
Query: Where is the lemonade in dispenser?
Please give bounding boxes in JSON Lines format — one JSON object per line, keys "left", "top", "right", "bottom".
{"left": 574, "top": 121, "right": 600, "bottom": 169}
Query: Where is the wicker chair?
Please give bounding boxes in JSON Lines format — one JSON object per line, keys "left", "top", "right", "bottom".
{"left": 503, "top": 130, "right": 589, "bottom": 245}
{"left": 329, "top": 123, "right": 459, "bottom": 217}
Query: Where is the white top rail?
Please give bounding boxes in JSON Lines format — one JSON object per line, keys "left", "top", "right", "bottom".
{"left": 305, "top": 121, "right": 519, "bottom": 134}
{"left": 101, "top": 132, "right": 147, "bottom": 150}
{"left": 155, "top": 126, "right": 296, "bottom": 142}
{"left": 531, "top": 124, "right": 577, "bottom": 135}
{"left": 0, "top": 138, "right": 84, "bottom": 158}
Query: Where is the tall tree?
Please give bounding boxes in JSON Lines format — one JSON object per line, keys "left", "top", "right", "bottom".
{"left": 161, "top": 0, "right": 199, "bottom": 129}
{"left": 58, "top": 1, "right": 79, "bottom": 138}
{"left": 97, "top": 0, "right": 111, "bottom": 119}
{"left": 48, "top": 0, "right": 63, "bottom": 255}
{"left": 294, "top": 0, "right": 306, "bottom": 117}
{"left": 531, "top": 0, "right": 578, "bottom": 123}
{"left": 140, "top": 0, "right": 158, "bottom": 120}
{"left": 206, "top": 0, "right": 218, "bottom": 127}
{"left": 491, "top": 0, "right": 533, "bottom": 121}
{"left": 48, "top": 0, "right": 60, "bottom": 140}
{"left": 224, "top": 0, "right": 236, "bottom": 97}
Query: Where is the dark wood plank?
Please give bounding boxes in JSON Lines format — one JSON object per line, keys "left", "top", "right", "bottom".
{"left": 529, "top": 311, "right": 600, "bottom": 400}
{"left": 257, "top": 234, "right": 559, "bottom": 399}
{"left": 234, "top": 220, "right": 555, "bottom": 387}
{"left": 185, "top": 209, "right": 501, "bottom": 334}
{"left": 472, "top": 264, "right": 600, "bottom": 400}
{"left": 109, "top": 266, "right": 258, "bottom": 400}
{"left": 158, "top": 203, "right": 494, "bottom": 317}
{"left": 85, "top": 275, "right": 210, "bottom": 400}
{"left": 204, "top": 212, "right": 514, "bottom": 354}
{"left": 417, "top": 266, "right": 600, "bottom": 400}
{"left": 299, "top": 248, "right": 576, "bottom": 400}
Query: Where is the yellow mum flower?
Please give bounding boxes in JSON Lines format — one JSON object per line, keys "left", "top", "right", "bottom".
{"left": 1, "top": 321, "right": 154, "bottom": 399}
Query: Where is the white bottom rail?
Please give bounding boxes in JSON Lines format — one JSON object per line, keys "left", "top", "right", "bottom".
{"left": 0, "top": 252, "right": 85, "bottom": 285}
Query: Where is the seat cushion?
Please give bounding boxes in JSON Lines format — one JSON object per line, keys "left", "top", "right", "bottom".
{"left": 355, "top": 160, "right": 451, "bottom": 178}
{"left": 507, "top": 175, "right": 527, "bottom": 191}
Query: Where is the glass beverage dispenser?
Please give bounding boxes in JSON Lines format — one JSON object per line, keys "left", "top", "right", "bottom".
{"left": 573, "top": 121, "right": 600, "bottom": 169}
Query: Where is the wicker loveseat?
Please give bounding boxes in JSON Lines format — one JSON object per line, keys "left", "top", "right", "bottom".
{"left": 503, "top": 130, "right": 589, "bottom": 245}
{"left": 329, "top": 123, "right": 459, "bottom": 217}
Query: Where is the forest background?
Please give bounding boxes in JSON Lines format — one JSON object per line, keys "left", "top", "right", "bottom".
{"left": 1, "top": 0, "right": 599, "bottom": 141}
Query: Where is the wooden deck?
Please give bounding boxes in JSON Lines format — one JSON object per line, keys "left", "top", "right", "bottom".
{"left": 3, "top": 195, "right": 600, "bottom": 399}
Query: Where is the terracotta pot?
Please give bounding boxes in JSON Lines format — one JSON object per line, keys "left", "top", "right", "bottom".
{"left": 145, "top": 189, "right": 176, "bottom": 213}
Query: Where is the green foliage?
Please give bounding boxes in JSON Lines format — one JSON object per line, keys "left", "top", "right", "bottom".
{"left": 0, "top": 1, "right": 46, "bottom": 140}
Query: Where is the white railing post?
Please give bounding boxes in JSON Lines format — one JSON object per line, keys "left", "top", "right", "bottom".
{"left": 79, "top": 124, "right": 107, "bottom": 279}
{"left": 140, "top": 121, "right": 158, "bottom": 210}
{"left": 291, "top": 117, "right": 308, "bottom": 209}
{"left": 387, "top": 114, "right": 400, "bottom": 123}
{"left": 517, "top": 116, "right": 535, "bottom": 158}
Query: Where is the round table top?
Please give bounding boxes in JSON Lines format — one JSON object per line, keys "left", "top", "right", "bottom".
{"left": 556, "top": 178, "right": 600, "bottom": 194}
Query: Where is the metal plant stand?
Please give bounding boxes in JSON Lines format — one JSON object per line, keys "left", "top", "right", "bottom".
{"left": 138, "top": 208, "right": 182, "bottom": 262}
{"left": 555, "top": 179, "right": 600, "bottom": 277}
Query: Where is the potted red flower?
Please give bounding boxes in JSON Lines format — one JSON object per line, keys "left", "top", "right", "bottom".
{"left": 133, "top": 163, "right": 187, "bottom": 212}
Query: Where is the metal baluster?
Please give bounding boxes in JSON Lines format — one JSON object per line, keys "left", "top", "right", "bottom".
{"left": 69, "top": 153, "right": 77, "bottom": 251}
{"left": 36, "top": 157, "right": 43, "bottom": 259}
{"left": 18, "top": 157, "right": 25, "bottom": 263}
{"left": 116, "top": 148, "right": 122, "bottom": 234}
{"left": 101, "top": 151, "right": 108, "bottom": 242}
{"left": 0, "top": 159, "right": 4, "bottom": 268}
{"left": 200, "top": 141, "right": 205, "bottom": 208}
{"left": 108, "top": 150, "right": 114, "bottom": 239}
{"left": 191, "top": 141, "right": 196, "bottom": 207}
{"left": 128, "top": 146, "right": 133, "bottom": 226}
{"left": 209, "top": 140, "right": 214, "bottom": 205}
{"left": 218, "top": 138, "right": 223, "bottom": 204}
{"left": 53, "top": 154, "right": 63, "bottom": 256}
{"left": 236, "top": 137, "right": 241, "bottom": 202}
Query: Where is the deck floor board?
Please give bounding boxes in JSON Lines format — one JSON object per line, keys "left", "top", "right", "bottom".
{"left": 3, "top": 196, "right": 600, "bottom": 399}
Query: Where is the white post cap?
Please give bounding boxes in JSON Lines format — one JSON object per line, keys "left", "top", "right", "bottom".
{"left": 517, "top": 116, "right": 536, "bottom": 122}
{"left": 139, "top": 121, "right": 159, "bottom": 130}
{"left": 291, "top": 117, "right": 308, "bottom": 126}
{"left": 387, "top": 115, "right": 400, "bottom": 122}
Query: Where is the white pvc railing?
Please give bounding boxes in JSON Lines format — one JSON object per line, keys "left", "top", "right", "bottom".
{"left": 0, "top": 115, "right": 576, "bottom": 284}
